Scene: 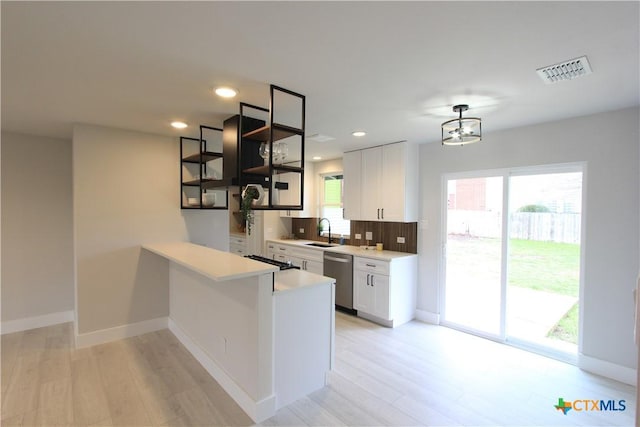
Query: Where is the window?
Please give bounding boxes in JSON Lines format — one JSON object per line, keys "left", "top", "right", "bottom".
{"left": 320, "top": 174, "right": 350, "bottom": 237}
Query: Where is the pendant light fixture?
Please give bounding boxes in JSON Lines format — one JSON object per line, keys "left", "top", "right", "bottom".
{"left": 441, "top": 104, "right": 482, "bottom": 146}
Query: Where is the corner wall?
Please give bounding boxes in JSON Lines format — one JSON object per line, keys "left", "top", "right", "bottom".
{"left": 418, "top": 107, "right": 639, "bottom": 370}
{"left": 1, "top": 132, "right": 74, "bottom": 324}
{"left": 73, "top": 124, "right": 190, "bottom": 336}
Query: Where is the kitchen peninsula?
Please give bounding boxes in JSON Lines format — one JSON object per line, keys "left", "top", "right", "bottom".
{"left": 142, "top": 242, "right": 335, "bottom": 423}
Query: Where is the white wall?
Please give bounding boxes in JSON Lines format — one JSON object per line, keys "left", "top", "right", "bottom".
{"left": 1, "top": 132, "right": 74, "bottom": 323}
{"left": 418, "top": 107, "right": 639, "bottom": 369}
{"left": 182, "top": 210, "right": 229, "bottom": 251}
{"left": 314, "top": 158, "right": 343, "bottom": 176}
{"left": 73, "top": 124, "right": 194, "bottom": 335}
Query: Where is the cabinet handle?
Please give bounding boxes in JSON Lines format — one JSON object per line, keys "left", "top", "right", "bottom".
{"left": 377, "top": 208, "right": 380, "bottom": 219}
{"left": 342, "top": 208, "right": 345, "bottom": 219}
{"left": 366, "top": 273, "right": 370, "bottom": 286}
{"left": 279, "top": 248, "right": 286, "bottom": 251}
{"left": 304, "top": 260, "right": 307, "bottom": 270}
{"left": 371, "top": 275, "right": 375, "bottom": 287}
{"left": 366, "top": 263, "right": 376, "bottom": 267}
{"left": 381, "top": 208, "right": 384, "bottom": 219}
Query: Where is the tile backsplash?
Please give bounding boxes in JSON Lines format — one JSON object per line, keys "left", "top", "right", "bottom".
{"left": 291, "top": 218, "right": 417, "bottom": 254}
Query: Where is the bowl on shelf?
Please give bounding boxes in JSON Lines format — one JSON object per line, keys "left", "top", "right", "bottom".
{"left": 202, "top": 193, "right": 216, "bottom": 207}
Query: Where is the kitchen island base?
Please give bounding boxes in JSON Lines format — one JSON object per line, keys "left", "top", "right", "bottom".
{"left": 143, "top": 242, "right": 335, "bottom": 423}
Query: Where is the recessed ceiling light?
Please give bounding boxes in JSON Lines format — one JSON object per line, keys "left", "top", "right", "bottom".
{"left": 171, "top": 121, "right": 188, "bottom": 129}
{"left": 312, "top": 156, "right": 322, "bottom": 161}
{"left": 352, "top": 131, "right": 366, "bottom": 137}
{"left": 214, "top": 87, "right": 237, "bottom": 98}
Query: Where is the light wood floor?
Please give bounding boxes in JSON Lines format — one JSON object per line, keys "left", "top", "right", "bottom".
{"left": 1, "top": 312, "right": 635, "bottom": 426}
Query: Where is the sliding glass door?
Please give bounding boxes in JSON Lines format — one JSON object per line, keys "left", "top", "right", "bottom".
{"left": 443, "top": 175, "right": 504, "bottom": 338}
{"left": 442, "top": 165, "right": 583, "bottom": 358}
{"left": 506, "top": 171, "right": 582, "bottom": 355}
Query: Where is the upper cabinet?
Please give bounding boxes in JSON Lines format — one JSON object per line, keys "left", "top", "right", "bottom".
{"left": 180, "top": 126, "right": 228, "bottom": 210}
{"left": 342, "top": 150, "right": 362, "bottom": 220}
{"left": 343, "top": 142, "right": 418, "bottom": 222}
{"left": 239, "top": 85, "right": 306, "bottom": 211}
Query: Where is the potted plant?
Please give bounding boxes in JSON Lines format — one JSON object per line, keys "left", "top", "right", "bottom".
{"left": 241, "top": 184, "right": 264, "bottom": 235}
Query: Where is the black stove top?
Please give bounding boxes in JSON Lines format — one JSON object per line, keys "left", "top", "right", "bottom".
{"left": 245, "top": 255, "right": 300, "bottom": 270}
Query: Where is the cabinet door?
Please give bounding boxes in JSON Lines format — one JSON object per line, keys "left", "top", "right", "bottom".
{"left": 380, "top": 143, "right": 405, "bottom": 222}
{"left": 342, "top": 150, "right": 362, "bottom": 220}
{"left": 371, "top": 273, "right": 390, "bottom": 320}
{"left": 353, "top": 270, "right": 375, "bottom": 313}
{"left": 360, "top": 147, "right": 382, "bottom": 221}
{"left": 305, "top": 259, "right": 323, "bottom": 275}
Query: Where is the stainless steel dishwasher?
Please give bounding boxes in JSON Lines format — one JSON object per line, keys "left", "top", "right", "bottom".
{"left": 323, "top": 251, "right": 354, "bottom": 312}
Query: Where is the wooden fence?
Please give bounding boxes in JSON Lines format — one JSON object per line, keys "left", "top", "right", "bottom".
{"left": 447, "top": 210, "right": 581, "bottom": 244}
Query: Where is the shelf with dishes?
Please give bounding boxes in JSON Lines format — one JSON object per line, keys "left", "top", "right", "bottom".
{"left": 180, "top": 126, "right": 228, "bottom": 210}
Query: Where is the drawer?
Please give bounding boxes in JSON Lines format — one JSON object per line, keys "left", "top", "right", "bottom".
{"left": 230, "top": 244, "right": 246, "bottom": 255}
{"left": 229, "top": 236, "right": 246, "bottom": 245}
{"left": 289, "top": 246, "right": 324, "bottom": 262}
{"left": 354, "top": 257, "right": 390, "bottom": 275}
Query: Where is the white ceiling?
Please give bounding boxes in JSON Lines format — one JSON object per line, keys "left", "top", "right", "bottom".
{"left": 2, "top": 1, "right": 639, "bottom": 160}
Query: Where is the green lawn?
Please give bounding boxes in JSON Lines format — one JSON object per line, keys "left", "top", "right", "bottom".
{"left": 447, "top": 236, "right": 580, "bottom": 344}
{"left": 508, "top": 239, "right": 580, "bottom": 297}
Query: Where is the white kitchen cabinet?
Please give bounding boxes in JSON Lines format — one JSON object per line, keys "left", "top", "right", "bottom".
{"left": 267, "top": 242, "right": 289, "bottom": 261}
{"left": 360, "top": 147, "right": 382, "bottom": 221}
{"left": 288, "top": 256, "right": 323, "bottom": 274}
{"left": 229, "top": 234, "right": 247, "bottom": 255}
{"left": 266, "top": 240, "right": 324, "bottom": 275}
{"left": 354, "top": 269, "right": 389, "bottom": 318}
{"left": 353, "top": 254, "right": 417, "bottom": 327}
{"left": 342, "top": 142, "right": 418, "bottom": 222}
{"left": 342, "top": 150, "right": 361, "bottom": 220}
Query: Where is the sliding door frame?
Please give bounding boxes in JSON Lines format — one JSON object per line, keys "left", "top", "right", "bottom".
{"left": 439, "top": 162, "right": 587, "bottom": 362}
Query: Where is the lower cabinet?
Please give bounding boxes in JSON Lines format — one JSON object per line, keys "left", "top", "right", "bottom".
{"left": 266, "top": 240, "right": 324, "bottom": 274}
{"left": 229, "top": 234, "right": 247, "bottom": 255}
{"left": 290, "top": 256, "right": 323, "bottom": 275}
{"left": 353, "top": 255, "right": 417, "bottom": 327}
{"left": 354, "top": 269, "right": 390, "bottom": 320}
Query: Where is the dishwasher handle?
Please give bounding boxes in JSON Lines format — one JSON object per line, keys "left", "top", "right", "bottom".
{"left": 324, "top": 255, "right": 351, "bottom": 263}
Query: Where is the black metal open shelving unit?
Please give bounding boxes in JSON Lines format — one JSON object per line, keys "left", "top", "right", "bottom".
{"left": 179, "top": 125, "right": 228, "bottom": 210}
{"left": 239, "top": 84, "right": 306, "bottom": 210}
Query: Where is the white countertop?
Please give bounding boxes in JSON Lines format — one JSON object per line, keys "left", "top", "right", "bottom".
{"left": 274, "top": 269, "right": 335, "bottom": 294}
{"left": 267, "top": 239, "right": 417, "bottom": 261}
{"left": 142, "top": 242, "right": 277, "bottom": 281}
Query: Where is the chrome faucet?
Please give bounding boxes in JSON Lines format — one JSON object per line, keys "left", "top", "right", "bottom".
{"left": 318, "top": 217, "right": 332, "bottom": 244}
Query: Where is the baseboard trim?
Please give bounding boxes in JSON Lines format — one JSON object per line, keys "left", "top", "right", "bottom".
{"left": 578, "top": 353, "right": 637, "bottom": 386}
{"left": 415, "top": 309, "right": 440, "bottom": 324}
{"left": 168, "top": 318, "right": 276, "bottom": 423}
{"left": 1, "top": 310, "right": 75, "bottom": 335}
{"left": 75, "top": 316, "right": 168, "bottom": 348}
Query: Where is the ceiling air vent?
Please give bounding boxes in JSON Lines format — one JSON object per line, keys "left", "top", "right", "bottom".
{"left": 536, "top": 55, "right": 592, "bottom": 84}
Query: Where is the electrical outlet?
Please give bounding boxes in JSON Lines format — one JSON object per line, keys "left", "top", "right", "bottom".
{"left": 365, "top": 231, "right": 373, "bottom": 240}
{"left": 397, "top": 236, "right": 406, "bottom": 244}
{"left": 355, "top": 233, "right": 362, "bottom": 240}
{"left": 299, "top": 228, "right": 305, "bottom": 233}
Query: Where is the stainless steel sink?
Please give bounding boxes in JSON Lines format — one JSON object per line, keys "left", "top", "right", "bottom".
{"left": 305, "top": 242, "right": 336, "bottom": 248}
